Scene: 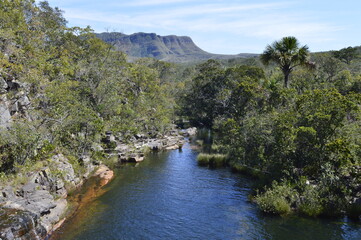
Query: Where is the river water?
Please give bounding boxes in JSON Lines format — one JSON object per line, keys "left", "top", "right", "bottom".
{"left": 52, "top": 142, "right": 360, "bottom": 240}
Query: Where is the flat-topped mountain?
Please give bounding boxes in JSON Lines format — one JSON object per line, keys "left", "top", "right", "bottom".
{"left": 96, "top": 32, "right": 257, "bottom": 62}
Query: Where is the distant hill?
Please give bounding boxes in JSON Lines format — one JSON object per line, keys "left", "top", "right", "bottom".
{"left": 96, "top": 32, "right": 257, "bottom": 63}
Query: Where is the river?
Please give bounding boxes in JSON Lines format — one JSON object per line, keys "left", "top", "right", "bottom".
{"left": 52, "top": 141, "right": 360, "bottom": 240}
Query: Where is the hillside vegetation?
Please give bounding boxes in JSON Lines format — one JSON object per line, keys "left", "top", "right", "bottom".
{"left": 0, "top": 0, "right": 177, "bottom": 181}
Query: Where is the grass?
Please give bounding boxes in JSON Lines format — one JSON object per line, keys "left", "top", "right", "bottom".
{"left": 230, "top": 163, "right": 262, "bottom": 179}
{"left": 197, "top": 153, "right": 228, "bottom": 167}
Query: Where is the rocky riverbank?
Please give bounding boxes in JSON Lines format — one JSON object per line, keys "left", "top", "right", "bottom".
{"left": 0, "top": 127, "right": 196, "bottom": 240}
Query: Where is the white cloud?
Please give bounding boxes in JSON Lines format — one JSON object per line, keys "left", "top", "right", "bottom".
{"left": 57, "top": 0, "right": 344, "bottom": 53}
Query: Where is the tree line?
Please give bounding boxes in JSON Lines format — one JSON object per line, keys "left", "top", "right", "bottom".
{"left": 180, "top": 37, "right": 361, "bottom": 218}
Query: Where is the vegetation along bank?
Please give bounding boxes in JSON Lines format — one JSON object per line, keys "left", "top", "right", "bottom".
{"left": 183, "top": 37, "right": 361, "bottom": 219}
{"left": 0, "top": 0, "right": 360, "bottom": 238}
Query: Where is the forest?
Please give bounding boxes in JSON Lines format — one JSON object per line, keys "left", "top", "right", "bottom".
{"left": 0, "top": 0, "right": 360, "bottom": 220}
{"left": 182, "top": 39, "right": 361, "bottom": 218}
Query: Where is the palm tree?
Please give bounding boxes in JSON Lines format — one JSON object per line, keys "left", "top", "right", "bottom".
{"left": 260, "top": 36, "right": 314, "bottom": 88}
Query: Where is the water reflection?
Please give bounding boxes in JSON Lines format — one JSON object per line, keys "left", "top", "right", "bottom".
{"left": 52, "top": 142, "right": 360, "bottom": 240}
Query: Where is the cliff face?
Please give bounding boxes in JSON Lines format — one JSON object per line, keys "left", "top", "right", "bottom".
{"left": 97, "top": 32, "right": 255, "bottom": 62}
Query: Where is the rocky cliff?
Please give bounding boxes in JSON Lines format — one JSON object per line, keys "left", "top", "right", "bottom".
{"left": 97, "top": 32, "right": 256, "bottom": 62}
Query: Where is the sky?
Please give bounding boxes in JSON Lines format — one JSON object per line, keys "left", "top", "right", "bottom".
{"left": 41, "top": 0, "right": 361, "bottom": 54}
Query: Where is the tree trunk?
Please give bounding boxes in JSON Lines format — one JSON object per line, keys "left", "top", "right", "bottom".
{"left": 283, "top": 70, "right": 290, "bottom": 88}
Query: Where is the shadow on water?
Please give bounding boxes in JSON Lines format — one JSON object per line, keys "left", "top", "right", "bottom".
{"left": 51, "top": 141, "right": 361, "bottom": 240}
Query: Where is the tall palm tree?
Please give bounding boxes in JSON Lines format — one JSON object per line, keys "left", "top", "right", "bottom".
{"left": 260, "top": 36, "right": 314, "bottom": 88}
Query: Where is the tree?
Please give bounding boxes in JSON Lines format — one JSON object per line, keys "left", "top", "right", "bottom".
{"left": 332, "top": 46, "right": 359, "bottom": 65}
{"left": 260, "top": 36, "right": 314, "bottom": 88}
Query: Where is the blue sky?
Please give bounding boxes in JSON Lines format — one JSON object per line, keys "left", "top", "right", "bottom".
{"left": 42, "top": 0, "right": 361, "bottom": 54}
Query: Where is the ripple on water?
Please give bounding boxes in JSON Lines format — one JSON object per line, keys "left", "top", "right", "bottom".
{"left": 52, "top": 142, "right": 361, "bottom": 240}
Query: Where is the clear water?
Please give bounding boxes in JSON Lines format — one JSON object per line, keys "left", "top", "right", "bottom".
{"left": 52, "top": 142, "right": 361, "bottom": 240}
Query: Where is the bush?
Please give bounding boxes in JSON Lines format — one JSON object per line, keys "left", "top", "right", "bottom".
{"left": 0, "top": 122, "right": 44, "bottom": 173}
{"left": 298, "top": 185, "right": 324, "bottom": 217}
{"left": 255, "top": 181, "right": 297, "bottom": 215}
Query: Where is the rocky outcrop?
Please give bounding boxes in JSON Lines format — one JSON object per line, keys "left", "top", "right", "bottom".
{"left": 0, "top": 127, "right": 191, "bottom": 239}
{"left": 94, "top": 165, "right": 114, "bottom": 186}
{"left": 108, "top": 130, "right": 186, "bottom": 163}
{"left": 0, "top": 208, "right": 46, "bottom": 240}
{"left": 0, "top": 153, "right": 96, "bottom": 239}
{"left": 0, "top": 77, "right": 33, "bottom": 128}
{"left": 96, "top": 32, "right": 257, "bottom": 63}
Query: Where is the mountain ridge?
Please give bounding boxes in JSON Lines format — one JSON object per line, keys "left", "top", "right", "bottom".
{"left": 96, "top": 32, "right": 257, "bottom": 62}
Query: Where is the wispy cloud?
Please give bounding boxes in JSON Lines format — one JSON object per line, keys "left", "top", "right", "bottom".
{"left": 122, "top": 0, "right": 196, "bottom": 7}
{"left": 54, "top": 0, "right": 347, "bottom": 53}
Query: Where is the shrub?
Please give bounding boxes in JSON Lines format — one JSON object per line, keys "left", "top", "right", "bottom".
{"left": 255, "top": 181, "right": 298, "bottom": 215}
{"left": 298, "top": 185, "right": 324, "bottom": 217}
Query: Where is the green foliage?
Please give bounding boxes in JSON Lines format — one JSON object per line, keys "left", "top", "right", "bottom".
{"left": 182, "top": 37, "right": 361, "bottom": 217}
{"left": 0, "top": 121, "right": 43, "bottom": 172}
{"left": 332, "top": 46, "right": 359, "bottom": 65}
{"left": 255, "top": 181, "right": 297, "bottom": 215}
{"left": 260, "top": 36, "right": 314, "bottom": 88}
{"left": 180, "top": 60, "right": 266, "bottom": 127}
{"left": 298, "top": 185, "right": 323, "bottom": 217}
{"left": 197, "top": 153, "right": 227, "bottom": 167}
{"left": 0, "top": 1, "right": 175, "bottom": 180}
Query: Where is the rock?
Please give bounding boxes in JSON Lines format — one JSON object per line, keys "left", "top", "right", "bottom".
{"left": 0, "top": 77, "right": 8, "bottom": 94}
{"left": 14, "top": 188, "right": 56, "bottom": 216}
{"left": 52, "top": 154, "right": 79, "bottom": 186}
{"left": 115, "top": 143, "right": 130, "bottom": 153}
{"left": 166, "top": 145, "right": 180, "bottom": 150}
{"left": 0, "top": 208, "right": 47, "bottom": 240}
{"left": 9, "top": 100, "right": 18, "bottom": 115}
{"left": 34, "top": 168, "right": 56, "bottom": 193}
{"left": 6, "top": 80, "right": 21, "bottom": 91}
{"left": 147, "top": 140, "right": 163, "bottom": 151}
{"left": 0, "top": 100, "right": 11, "bottom": 127}
{"left": 182, "top": 127, "right": 197, "bottom": 137}
{"left": 0, "top": 185, "right": 14, "bottom": 198}
{"left": 18, "top": 95, "right": 31, "bottom": 110}
{"left": 135, "top": 134, "right": 145, "bottom": 139}
{"left": 94, "top": 165, "right": 114, "bottom": 185}
{"left": 40, "top": 198, "right": 67, "bottom": 232}
{"left": 128, "top": 153, "right": 144, "bottom": 162}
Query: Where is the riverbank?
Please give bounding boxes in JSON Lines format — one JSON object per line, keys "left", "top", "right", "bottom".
{"left": 47, "top": 137, "right": 361, "bottom": 240}
{"left": 0, "top": 127, "right": 195, "bottom": 239}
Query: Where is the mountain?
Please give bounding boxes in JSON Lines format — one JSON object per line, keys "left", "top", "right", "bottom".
{"left": 96, "top": 32, "right": 257, "bottom": 63}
